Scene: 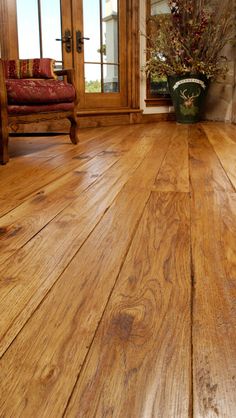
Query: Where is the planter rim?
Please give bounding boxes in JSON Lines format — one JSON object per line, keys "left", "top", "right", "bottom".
{"left": 167, "top": 73, "right": 209, "bottom": 79}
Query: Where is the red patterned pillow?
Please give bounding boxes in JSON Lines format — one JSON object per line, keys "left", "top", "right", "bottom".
{"left": 3, "top": 58, "right": 56, "bottom": 79}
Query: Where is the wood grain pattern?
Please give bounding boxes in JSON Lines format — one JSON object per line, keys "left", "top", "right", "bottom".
{"left": 65, "top": 192, "right": 191, "bottom": 418}
{"left": 154, "top": 125, "right": 189, "bottom": 192}
{"left": 0, "top": 135, "right": 171, "bottom": 417}
{"left": 188, "top": 125, "right": 234, "bottom": 193}
{"left": 8, "top": 125, "right": 120, "bottom": 159}
{"left": 0, "top": 125, "right": 144, "bottom": 263}
{"left": 0, "top": 122, "right": 236, "bottom": 418}
{"left": 0, "top": 0, "right": 18, "bottom": 59}
{"left": 202, "top": 124, "right": 236, "bottom": 190}
{"left": 0, "top": 126, "right": 122, "bottom": 199}
{"left": 0, "top": 153, "right": 121, "bottom": 265}
{"left": 0, "top": 125, "right": 139, "bottom": 216}
{"left": 222, "top": 124, "right": 236, "bottom": 143}
{"left": 191, "top": 191, "right": 236, "bottom": 418}
{"left": 0, "top": 136, "right": 155, "bottom": 357}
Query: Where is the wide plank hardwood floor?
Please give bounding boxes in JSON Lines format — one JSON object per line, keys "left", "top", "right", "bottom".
{"left": 0, "top": 122, "right": 236, "bottom": 418}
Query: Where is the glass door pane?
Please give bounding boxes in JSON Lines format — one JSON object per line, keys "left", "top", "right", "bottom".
{"left": 83, "top": 0, "right": 119, "bottom": 93}
{"left": 102, "top": 0, "right": 119, "bottom": 92}
{"left": 85, "top": 64, "right": 102, "bottom": 92}
{"left": 83, "top": 0, "right": 101, "bottom": 63}
{"left": 16, "top": 0, "right": 63, "bottom": 68}
{"left": 40, "top": 0, "right": 62, "bottom": 68}
{"left": 16, "top": 0, "right": 41, "bottom": 58}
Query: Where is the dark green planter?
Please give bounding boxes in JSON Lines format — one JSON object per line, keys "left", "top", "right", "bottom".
{"left": 168, "top": 74, "right": 209, "bottom": 124}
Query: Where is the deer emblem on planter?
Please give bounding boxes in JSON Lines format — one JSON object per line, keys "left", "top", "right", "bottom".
{"left": 180, "top": 89, "right": 201, "bottom": 108}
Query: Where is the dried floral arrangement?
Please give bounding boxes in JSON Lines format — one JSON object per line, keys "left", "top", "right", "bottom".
{"left": 145, "top": 0, "right": 235, "bottom": 79}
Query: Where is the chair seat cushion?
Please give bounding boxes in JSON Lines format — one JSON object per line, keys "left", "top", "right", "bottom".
{"left": 8, "top": 102, "right": 74, "bottom": 115}
{"left": 6, "top": 79, "right": 76, "bottom": 105}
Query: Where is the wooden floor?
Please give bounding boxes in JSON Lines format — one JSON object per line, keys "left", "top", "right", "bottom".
{"left": 0, "top": 122, "right": 236, "bottom": 418}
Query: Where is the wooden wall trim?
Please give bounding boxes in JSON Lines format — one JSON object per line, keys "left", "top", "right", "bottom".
{"left": 9, "top": 111, "right": 175, "bottom": 133}
{"left": 0, "top": 0, "right": 18, "bottom": 59}
{"left": 127, "top": 0, "right": 140, "bottom": 109}
{"left": 145, "top": 98, "right": 172, "bottom": 107}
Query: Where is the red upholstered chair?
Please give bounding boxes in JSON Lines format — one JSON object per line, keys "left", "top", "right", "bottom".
{"left": 0, "top": 58, "right": 79, "bottom": 164}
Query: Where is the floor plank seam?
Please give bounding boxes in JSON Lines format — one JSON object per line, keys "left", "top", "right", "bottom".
{"left": 61, "top": 189, "right": 154, "bottom": 418}
{"left": 190, "top": 211, "right": 195, "bottom": 418}
{"left": 187, "top": 125, "right": 194, "bottom": 418}
{"left": 201, "top": 124, "right": 236, "bottom": 193}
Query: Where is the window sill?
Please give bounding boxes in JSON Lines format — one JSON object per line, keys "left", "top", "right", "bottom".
{"left": 145, "top": 98, "right": 172, "bottom": 107}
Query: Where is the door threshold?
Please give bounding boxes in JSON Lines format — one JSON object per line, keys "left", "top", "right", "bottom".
{"left": 77, "top": 108, "right": 142, "bottom": 116}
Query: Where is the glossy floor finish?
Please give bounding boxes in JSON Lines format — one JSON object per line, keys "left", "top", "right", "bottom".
{"left": 0, "top": 122, "right": 236, "bottom": 417}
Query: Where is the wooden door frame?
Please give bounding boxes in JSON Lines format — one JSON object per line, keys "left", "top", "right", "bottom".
{"left": 60, "top": 0, "right": 73, "bottom": 69}
{"left": 0, "top": 0, "right": 18, "bottom": 59}
{"left": 126, "top": 0, "right": 140, "bottom": 110}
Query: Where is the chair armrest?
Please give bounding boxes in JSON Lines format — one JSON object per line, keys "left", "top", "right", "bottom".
{"left": 54, "top": 68, "right": 78, "bottom": 107}
{"left": 0, "top": 60, "right": 8, "bottom": 118}
{"left": 54, "top": 68, "right": 75, "bottom": 85}
{"left": 0, "top": 59, "right": 9, "bottom": 163}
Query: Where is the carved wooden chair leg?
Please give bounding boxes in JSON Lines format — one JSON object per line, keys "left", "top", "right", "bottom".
{"left": 68, "top": 114, "right": 79, "bottom": 145}
{"left": 0, "top": 126, "right": 9, "bottom": 165}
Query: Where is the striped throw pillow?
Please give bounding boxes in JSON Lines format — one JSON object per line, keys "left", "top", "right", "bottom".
{"left": 4, "top": 58, "right": 56, "bottom": 79}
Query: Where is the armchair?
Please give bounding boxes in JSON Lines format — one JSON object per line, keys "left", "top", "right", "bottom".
{"left": 0, "top": 58, "right": 79, "bottom": 165}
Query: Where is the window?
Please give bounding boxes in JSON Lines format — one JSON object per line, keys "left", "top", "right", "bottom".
{"left": 146, "top": 0, "right": 171, "bottom": 106}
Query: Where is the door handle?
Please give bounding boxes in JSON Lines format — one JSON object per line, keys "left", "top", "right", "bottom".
{"left": 76, "top": 30, "right": 90, "bottom": 53}
{"left": 56, "top": 29, "right": 72, "bottom": 53}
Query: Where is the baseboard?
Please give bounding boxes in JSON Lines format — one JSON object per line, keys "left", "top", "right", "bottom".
{"left": 8, "top": 109, "right": 176, "bottom": 133}
{"left": 141, "top": 113, "right": 175, "bottom": 123}
{"left": 77, "top": 110, "right": 175, "bottom": 127}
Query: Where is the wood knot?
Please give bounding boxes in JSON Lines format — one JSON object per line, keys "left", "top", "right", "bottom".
{"left": 109, "top": 313, "right": 134, "bottom": 341}
{"left": 0, "top": 225, "right": 22, "bottom": 239}
{"left": 8, "top": 225, "right": 23, "bottom": 238}
{"left": 33, "top": 191, "right": 46, "bottom": 203}
{"left": 100, "top": 150, "right": 120, "bottom": 156}
{"left": 0, "top": 227, "right": 8, "bottom": 236}
{"left": 40, "top": 364, "right": 60, "bottom": 384}
{"left": 4, "top": 276, "right": 18, "bottom": 285}
{"left": 73, "top": 154, "right": 90, "bottom": 160}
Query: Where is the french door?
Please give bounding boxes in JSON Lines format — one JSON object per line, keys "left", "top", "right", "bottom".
{"left": 16, "top": 0, "right": 129, "bottom": 111}
{"left": 70, "top": 0, "right": 128, "bottom": 109}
